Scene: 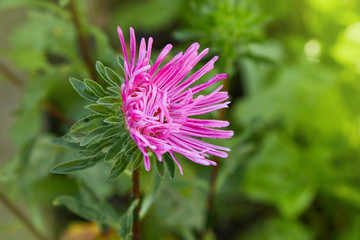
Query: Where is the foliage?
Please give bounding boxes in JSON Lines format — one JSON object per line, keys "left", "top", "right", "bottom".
{"left": 1, "top": 0, "right": 360, "bottom": 240}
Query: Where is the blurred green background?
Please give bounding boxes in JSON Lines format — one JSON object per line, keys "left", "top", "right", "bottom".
{"left": 1, "top": 0, "right": 360, "bottom": 239}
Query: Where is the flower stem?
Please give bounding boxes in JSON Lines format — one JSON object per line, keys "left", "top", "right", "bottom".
{"left": 132, "top": 168, "right": 141, "bottom": 240}
{"left": 0, "top": 188, "right": 50, "bottom": 240}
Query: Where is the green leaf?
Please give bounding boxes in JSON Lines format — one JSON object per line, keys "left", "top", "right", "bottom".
{"left": 69, "top": 77, "right": 98, "bottom": 101}
{"left": 125, "top": 143, "right": 138, "bottom": 156}
{"left": 102, "top": 126, "right": 123, "bottom": 139}
{"left": 50, "top": 154, "right": 102, "bottom": 174}
{"left": 117, "top": 56, "right": 125, "bottom": 73}
{"left": 140, "top": 173, "right": 161, "bottom": 219}
{"left": 70, "top": 115, "right": 104, "bottom": 132}
{"left": 164, "top": 153, "right": 175, "bottom": 178}
{"left": 105, "top": 67, "right": 124, "bottom": 86}
{"left": 84, "top": 79, "right": 108, "bottom": 98}
{"left": 10, "top": 109, "right": 41, "bottom": 146}
{"left": 155, "top": 158, "right": 165, "bottom": 179}
{"left": 105, "top": 137, "right": 129, "bottom": 161}
{"left": 95, "top": 61, "right": 115, "bottom": 86}
{"left": 52, "top": 136, "right": 82, "bottom": 149}
{"left": 108, "top": 155, "right": 130, "bottom": 181}
{"left": 107, "top": 86, "right": 122, "bottom": 96}
{"left": 86, "top": 104, "right": 114, "bottom": 115}
{"left": 119, "top": 199, "right": 139, "bottom": 240}
{"left": 132, "top": 151, "right": 143, "bottom": 170}
{"left": 53, "top": 195, "right": 118, "bottom": 228}
{"left": 97, "top": 96, "right": 121, "bottom": 105}
{"left": 104, "top": 116, "right": 123, "bottom": 124}
{"left": 80, "top": 125, "right": 111, "bottom": 146}
{"left": 77, "top": 137, "right": 114, "bottom": 158}
{"left": 65, "top": 115, "right": 105, "bottom": 143}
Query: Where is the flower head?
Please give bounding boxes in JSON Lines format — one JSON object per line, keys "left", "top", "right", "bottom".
{"left": 117, "top": 27, "right": 233, "bottom": 174}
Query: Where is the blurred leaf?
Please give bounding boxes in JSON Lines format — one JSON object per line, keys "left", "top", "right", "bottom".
{"left": 59, "top": 0, "right": 70, "bottom": 7}
{"left": 119, "top": 199, "right": 139, "bottom": 240}
{"left": 240, "top": 218, "right": 312, "bottom": 240}
{"left": 154, "top": 179, "right": 207, "bottom": 230}
{"left": 243, "top": 133, "right": 316, "bottom": 219}
{"left": 155, "top": 159, "right": 165, "bottom": 179}
{"left": 53, "top": 195, "right": 118, "bottom": 228}
{"left": 140, "top": 173, "right": 161, "bottom": 219}
{"left": 164, "top": 153, "right": 175, "bottom": 178}
{"left": 10, "top": 109, "right": 41, "bottom": 146}
{"left": 110, "top": 0, "right": 182, "bottom": 31}
{"left": 50, "top": 154, "right": 102, "bottom": 174}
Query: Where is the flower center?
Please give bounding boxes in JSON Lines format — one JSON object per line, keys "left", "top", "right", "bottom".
{"left": 122, "top": 79, "right": 171, "bottom": 139}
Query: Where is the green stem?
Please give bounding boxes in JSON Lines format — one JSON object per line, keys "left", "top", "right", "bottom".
{"left": 0, "top": 188, "right": 50, "bottom": 240}
{"left": 132, "top": 168, "right": 141, "bottom": 240}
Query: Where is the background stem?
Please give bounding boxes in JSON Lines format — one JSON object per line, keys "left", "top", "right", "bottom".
{"left": 205, "top": 58, "right": 231, "bottom": 233}
{"left": 132, "top": 168, "right": 141, "bottom": 240}
{"left": 0, "top": 60, "right": 73, "bottom": 127}
{"left": 0, "top": 188, "right": 49, "bottom": 240}
{"left": 69, "top": 0, "right": 98, "bottom": 82}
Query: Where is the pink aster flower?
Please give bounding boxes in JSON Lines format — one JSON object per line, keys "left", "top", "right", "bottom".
{"left": 117, "top": 27, "right": 233, "bottom": 175}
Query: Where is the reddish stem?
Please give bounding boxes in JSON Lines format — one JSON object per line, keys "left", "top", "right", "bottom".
{"left": 69, "top": 0, "right": 98, "bottom": 82}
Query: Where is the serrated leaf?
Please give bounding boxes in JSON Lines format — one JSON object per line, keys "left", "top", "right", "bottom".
{"left": 108, "top": 155, "right": 129, "bottom": 181}
{"left": 155, "top": 158, "right": 165, "bottom": 178}
{"left": 164, "top": 153, "right": 175, "bottom": 178}
{"left": 97, "top": 96, "right": 121, "bottom": 105}
{"left": 50, "top": 154, "right": 102, "bottom": 174}
{"left": 69, "top": 77, "right": 98, "bottom": 101}
{"left": 95, "top": 61, "right": 116, "bottom": 86}
{"left": 104, "top": 116, "right": 123, "bottom": 124}
{"left": 102, "top": 126, "right": 123, "bottom": 139}
{"left": 84, "top": 79, "right": 108, "bottom": 98}
{"left": 80, "top": 125, "right": 111, "bottom": 146}
{"left": 105, "top": 67, "right": 124, "bottom": 86}
{"left": 86, "top": 104, "right": 114, "bottom": 115}
{"left": 119, "top": 199, "right": 139, "bottom": 240}
{"left": 132, "top": 150, "right": 143, "bottom": 170}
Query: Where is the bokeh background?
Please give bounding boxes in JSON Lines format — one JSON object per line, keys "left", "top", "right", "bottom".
{"left": 1, "top": 0, "right": 360, "bottom": 239}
